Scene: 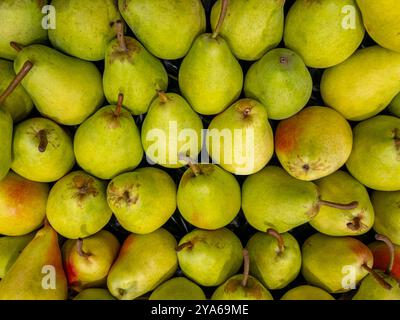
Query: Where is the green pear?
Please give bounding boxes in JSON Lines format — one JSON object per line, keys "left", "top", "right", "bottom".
{"left": 284, "top": 0, "right": 364, "bottom": 68}
{"left": 107, "top": 167, "right": 176, "bottom": 234}
{"left": 177, "top": 163, "right": 241, "bottom": 230}
{"left": 0, "top": 172, "right": 48, "bottom": 236}
{"left": 74, "top": 96, "right": 143, "bottom": 180}
{"left": 8, "top": 44, "right": 104, "bottom": 126}
{"left": 247, "top": 229, "right": 301, "bottom": 290}
{"left": 179, "top": 6, "right": 243, "bottom": 116}
{"left": 74, "top": 288, "right": 116, "bottom": 300}
{"left": 0, "top": 108, "right": 12, "bottom": 181}
{"left": 118, "top": 0, "right": 205, "bottom": 60}
{"left": 372, "top": 191, "right": 400, "bottom": 245}
{"left": 49, "top": 0, "right": 122, "bottom": 61}
{"left": 0, "top": 0, "right": 47, "bottom": 60}
{"left": 0, "top": 233, "right": 35, "bottom": 278}
{"left": 0, "top": 223, "right": 67, "bottom": 300}
{"left": 103, "top": 22, "right": 168, "bottom": 115}
{"left": 242, "top": 166, "right": 358, "bottom": 233}
{"left": 149, "top": 277, "right": 206, "bottom": 300}
{"left": 321, "top": 46, "right": 400, "bottom": 121}
{"left": 275, "top": 106, "right": 353, "bottom": 181}
{"left": 346, "top": 115, "right": 400, "bottom": 191}
{"left": 63, "top": 230, "right": 120, "bottom": 290}
{"left": 356, "top": 0, "right": 400, "bottom": 53}
{"left": 207, "top": 98, "right": 274, "bottom": 175}
{"left": 0, "top": 59, "right": 33, "bottom": 122}
{"left": 141, "top": 92, "right": 203, "bottom": 168}
{"left": 176, "top": 228, "right": 243, "bottom": 287}
{"left": 310, "top": 171, "right": 374, "bottom": 236}
{"left": 11, "top": 117, "right": 75, "bottom": 183}
{"left": 46, "top": 171, "right": 112, "bottom": 239}
{"left": 107, "top": 228, "right": 178, "bottom": 300}
{"left": 244, "top": 48, "right": 312, "bottom": 120}
{"left": 302, "top": 233, "right": 373, "bottom": 293}
{"left": 388, "top": 93, "right": 400, "bottom": 117}
{"left": 281, "top": 285, "right": 335, "bottom": 300}
{"left": 210, "top": 0, "right": 285, "bottom": 61}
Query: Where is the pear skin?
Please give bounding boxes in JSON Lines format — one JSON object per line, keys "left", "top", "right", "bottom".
{"left": 0, "top": 108, "right": 12, "bottom": 181}
{"left": 353, "top": 271, "right": 400, "bottom": 300}
{"left": 275, "top": 106, "right": 353, "bottom": 181}
{"left": 0, "top": 172, "right": 48, "bottom": 236}
{"left": 369, "top": 241, "right": 400, "bottom": 280}
{"left": 107, "top": 229, "right": 178, "bottom": 300}
{"left": 0, "top": 223, "right": 67, "bottom": 300}
{"left": 346, "top": 115, "right": 400, "bottom": 191}
{"left": 207, "top": 98, "right": 274, "bottom": 175}
{"left": 74, "top": 288, "right": 116, "bottom": 300}
{"left": 281, "top": 285, "right": 335, "bottom": 300}
{"left": 149, "top": 277, "right": 206, "bottom": 300}
{"left": 388, "top": 93, "right": 400, "bottom": 118}
{"left": 11, "top": 117, "right": 75, "bottom": 183}
{"left": 321, "top": 46, "right": 400, "bottom": 121}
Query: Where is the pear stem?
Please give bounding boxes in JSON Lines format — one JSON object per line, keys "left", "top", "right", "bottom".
{"left": 114, "top": 93, "right": 124, "bottom": 117}
{"left": 175, "top": 241, "right": 193, "bottom": 252}
{"left": 241, "top": 248, "right": 250, "bottom": 288}
{"left": 362, "top": 264, "right": 392, "bottom": 290}
{"left": 76, "top": 239, "right": 91, "bottom": 258}
{"left": 178, "top": 154, "right": 202, "bottom": 176}
{"left": 318, "top": 199, "right": 359, "bottom": 210}
{"left": 375, "top": 234, "right": 395, "bottom": 275}
{"left": 0, "top": 60, "right": 33, "bottom": 105}
{"left": 37, "top": 130, "right": 48, "bottom": 153}
{"left": 157, "top": 90, "right": 169, "bottom": 104}
{"left": 115, "top": 20, "right": 127, "bottom": 51}
{"left": 10, "top": 41, "right": 23, "bottom": 52}
{"left": 212, "top": 0, "right": 229, "bottom": 39}
{"left": 267, "top": 228, "right": 285, "bottom": 254}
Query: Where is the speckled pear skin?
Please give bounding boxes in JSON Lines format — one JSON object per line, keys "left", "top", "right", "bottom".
{"left": 281, "top": 285, "right": 335, "bottom": 300}
{"left": 0, "top": 108, "right": 12, "bottom": 181}
{"left": 149, "top": 277, "right": 206, "bottom": 300}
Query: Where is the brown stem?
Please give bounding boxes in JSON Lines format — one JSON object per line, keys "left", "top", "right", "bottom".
{"left": 37, "top": 130, "right": 48, "bottom": 153}
{"left": 157, "top": 90, "right": 169, "bottom": 104}
{"left": 114, "top": 93, "right": 124, "bottom": 117}
{"left": 115, "top": 20, "right": 127, "bottom": 51}
{"left": 76, "top": 239, "right": 91, "bottom": 258}
{"left": 178, "top": 154, "right": 202, "bottom": 176}
{"left": 10, "top": 41, "right": 23, "bottom": 52}
{"left": 175, "top": 241, "right": 193, "bottom": 252}
{"left": 375, "top": 234, "right": 395, "bottom": 275}
{"left": 318, "top": 199, "right": 358, "bottom": 210}
{"left": 362, "top": 264, "right": 392, "bottom": 290}
{"left": 212, "top": 0, "right": 229, "bottom": 39}
{"left": 0, "top": 60, "right": 33, "bottom": 105}
{"left": 267, "top": 228, "right": 284, "bottom": 254}
{"left": 241, "top": 248, "right": 250, "bottom": 287}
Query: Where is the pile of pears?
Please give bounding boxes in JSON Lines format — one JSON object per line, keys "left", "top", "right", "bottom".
{"left": 0, "top": 0, "right": 400, "bottom": 301}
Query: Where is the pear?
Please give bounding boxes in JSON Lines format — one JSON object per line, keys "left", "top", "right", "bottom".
{"left": 141, "top": 92, "right": 203, "bottom": 168}
{"left": 103, "top": 22, "right": 168, "bottom": 115}
{"left": 74, "top": 95, "right": 143, "bottom": 180}
{"left": 0, "top": 172, "right": 48, "bottom": 236}
{"left": 0, "top": 108, "right": 12, "bottom": 181}
{"left": 118, "top": 0, "right": 205, "bottom": 60}
{"left": 0, "top": 59, "right": 33, "bottom": 122}
{"left": 206, "top": 98, "right": 274, "bottom": 175}
{"left": 284, "top": 0, "right": 364, "bottom": 68}
{"left": 0, "top": 233, "right": 35, "bottom": 278}
{"left": 177, "top": 163, "right": 241, "bottom": 230}
{"left": 389, "top": 93, "right": 400, "bottom": 118}
{"left": 321, "top": 46, "right": 400, "bottom": 121}
{"left": 46, "top": 171, "right": 112, "bottom": 239}
{"left": 211, "top": 249, "right": 273, "bottom": 300}
{"left": 242, "top": 166, "right": 358, "bottom": 233}
{"left": 0, "top": 0, "right": 47, "bottom": 60}
{"left": 11, "top": 117, "right": 75, "bottom": 183}
{"left": 247, "top": 229, "right": 301, "bottom": 290}
{"left": 149, "top": 277, "right": 206, "bottom": 300}
{"left": 2, "top": 44, "right": 104, "bottom": 126}
{"left": 302, "top": 233, "right": 373, "bottom": 293}
{"left": 0, "top": 223, "right": 67, "bottom": 300}
{"left": 176, "top": 228, "right": 243, "bottom": 287}
{"left": 210, "top": 0, "right": 285, "bottom": 61}
{"left": 107, "top": 167, "right": 177, "bottom": 234}
{"left": 346, "top": 115, "right": 400, "bottom": 191}
{"left": 369, "top": 240, "right": 400, "bottom": 281}
{"left": 74, "top": 288, "right": 116, "bottom": 300}
{"left": 275, "top": 106, "right": 353, "bottom": 181}
{"left": 356, "top": 0, "right": 400, "bottom": 53}
{"left": 62, "top": 230, "right": 120, "bottom": 290}
{"left": 281, "top": 285, "right": 335, "bottom": 300}
{"left": 372, "top": 191, "right": 400, "bottom": 245}
{"left": 49, "top": 0, "right": 122, "bottom": 61}
{"left": 310, "top": 171, "right": 374, "bottom": 236}
{"left": 244, "top": 48, "right": 312, "bottom": 120}
{"left": 107, "top": 228, "right": 178, "bottom": 300}
{"left": 179, "top": 6, "right": 243, "bottom": 115}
